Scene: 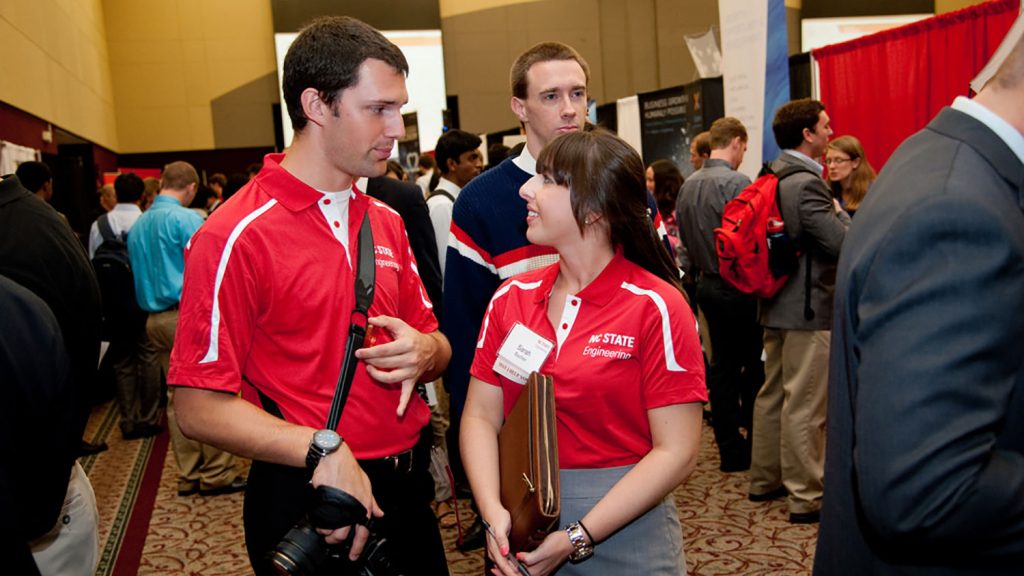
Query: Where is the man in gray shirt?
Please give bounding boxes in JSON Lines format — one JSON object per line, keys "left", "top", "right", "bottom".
{"left": 676, "top": 116, "right": 762, "bottom": 473}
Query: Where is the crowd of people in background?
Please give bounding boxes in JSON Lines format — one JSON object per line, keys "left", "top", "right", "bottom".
{"left": 5, "top": 11, "right": 1023, "bottom": 576}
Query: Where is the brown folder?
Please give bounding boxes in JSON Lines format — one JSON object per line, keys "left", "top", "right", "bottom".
{"left": 498, "top": 371, "right": 560, "bottom": 553}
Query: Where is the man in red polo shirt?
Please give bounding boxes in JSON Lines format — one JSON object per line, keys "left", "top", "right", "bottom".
{"left": 168, "top": 16, "right": 451, "bottom": 575}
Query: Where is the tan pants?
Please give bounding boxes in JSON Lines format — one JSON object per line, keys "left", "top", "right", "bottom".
{"left": 749, "top": 328, "right": 829, "bottom": 515}
{"left": 147, "top": 309, "right": 239, "bottom": 491}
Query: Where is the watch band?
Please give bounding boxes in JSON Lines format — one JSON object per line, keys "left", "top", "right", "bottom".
{"left": 565, "top": 521, "right": 594, "bottom": 562}
{"left": 306, "top": 429, "right": 343, "bottom": 473}
{"left": 305, "top": 443, "right": 328, "bottom": 472}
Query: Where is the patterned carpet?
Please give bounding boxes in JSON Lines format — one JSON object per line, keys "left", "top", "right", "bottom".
{"left": 84, "top": 401, "right": 817, "bottom": 575}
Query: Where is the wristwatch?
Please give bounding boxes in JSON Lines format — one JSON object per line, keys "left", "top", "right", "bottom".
{"left": 565, "top": 522, "right": 594, "bottom": 562}
{"left": 306, "top": 429, "right": 343, "bottom": 473}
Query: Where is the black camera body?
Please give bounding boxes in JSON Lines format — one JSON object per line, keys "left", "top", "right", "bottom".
{"left": 270, "top": 485, "right": 400, "bottom": 576}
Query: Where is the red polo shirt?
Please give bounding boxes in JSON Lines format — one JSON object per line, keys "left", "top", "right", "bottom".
{"left": 169, "top": 153, "right": 437, "bottom": 459}
{"left": 471, "top": 251, "right": 706, "bottom": 469}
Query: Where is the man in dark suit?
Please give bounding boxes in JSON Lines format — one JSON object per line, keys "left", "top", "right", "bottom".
{"left": 364, "top": 175, "right": 443, "bottom": 314}
{"left": 815, "top": 30, "right": 1024, "bottom": 575}
{"left": 0, "top": 174, "right": 103, "bottom": 572}
{"left": 748, "top": 99, "right": 851, "bottom": 524}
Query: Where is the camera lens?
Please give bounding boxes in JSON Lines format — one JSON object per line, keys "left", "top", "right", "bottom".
{"left": 269, "top": 522, "right": 328, "bottom": 576}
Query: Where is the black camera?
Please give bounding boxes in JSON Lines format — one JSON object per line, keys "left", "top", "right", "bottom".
{"left": 269, "top": 485, "right": 400, "bottom": 576}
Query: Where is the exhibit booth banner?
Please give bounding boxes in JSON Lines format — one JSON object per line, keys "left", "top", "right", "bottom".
{"left": 638, "top": 86, "right": 690, "bottom": 172}
{"left": 719, "top": 0, "right": 790, "bottom": 179}
{"left": 616, "top": 95, "right": 643, "bottom": 159}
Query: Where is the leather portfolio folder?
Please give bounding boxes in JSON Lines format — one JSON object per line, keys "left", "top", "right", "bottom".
{"left": 498, "top": 371, "right": 560, "bottom": 553}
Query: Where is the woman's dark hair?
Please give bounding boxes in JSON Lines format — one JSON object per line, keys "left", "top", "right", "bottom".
{"left": 385, "top": 159, "right": 406, "bottom": 180}
{"left": 648, "top": 159, "right": 683, "bottom": 219}
{"left": 537, "top": 130, "right": 682, "bottom": 293}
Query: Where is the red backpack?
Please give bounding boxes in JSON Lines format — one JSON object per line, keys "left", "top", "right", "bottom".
{"left": 714, "top": 164, "right": 812, "bottom": 298}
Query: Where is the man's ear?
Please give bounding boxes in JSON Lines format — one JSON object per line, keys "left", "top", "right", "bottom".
{"left": 511, "top": 96, "right": 528, "bottom": 124}
{"left": 446, "top": 157, "right": 459, "bottom": 174}
{"left": 301, "top": 88, "right": 330, "bottom": 128}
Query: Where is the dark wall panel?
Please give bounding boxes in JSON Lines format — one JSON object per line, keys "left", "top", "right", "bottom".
{"left": 118, "top": 147, "right": 275, "bottom": 184}
{"left": 802, "top": 0, "right": 933, "bottom": 18}
{"left": 0, "top": 101, "right": 58, "bottom": 157}
{"left": 271, "top": 0, "right": 440, "bottom": 32}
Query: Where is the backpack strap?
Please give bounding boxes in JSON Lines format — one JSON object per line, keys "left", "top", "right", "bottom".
{"left": 768, "top": 163, "right": 818, "bottom": 321}
{"left": 428, "top": 188, "right": 455, "bottom": 204}
{"left": 97, "top": 213, "right": 115, "bottom": 243}
{"left": 97, "top": 213, "right": 128, "bottom": 244}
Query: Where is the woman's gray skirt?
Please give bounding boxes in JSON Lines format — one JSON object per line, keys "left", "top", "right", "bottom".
{"left": 555, "top": 465, "right": 685, "bottom": 575}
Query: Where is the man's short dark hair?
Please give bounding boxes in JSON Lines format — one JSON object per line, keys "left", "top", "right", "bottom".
{"left": 435, "top": 130, "right": 482, "bottom": 175}
{"left": 283, "top": 16, "right": 409, "bottom": 133}
{"left": 114, "top": 172, "right": 144, "bottom": 203}
{"left": 772, "top": 98, "right": 827, "bottom": 150}
{"left": 510, "top": 42, "right": 590, "bottom": 99}
{"left": 15, "top": 161, "right": 51, "bottom": 193}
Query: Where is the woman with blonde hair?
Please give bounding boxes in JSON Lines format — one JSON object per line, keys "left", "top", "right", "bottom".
{"left": 826, "top": 135, "right": 876, "bottom": 216}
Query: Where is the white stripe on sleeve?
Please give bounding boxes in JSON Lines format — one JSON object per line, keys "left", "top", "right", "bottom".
{"left": 200, "top": 199, "right": 278, "bottom": 364}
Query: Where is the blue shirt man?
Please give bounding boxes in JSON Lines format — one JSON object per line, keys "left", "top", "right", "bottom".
{"left": 128, "top": 193, "right": 203, "bottom": 312}
{"left": 127, "top": 160, "right": 243, "bottom": 497}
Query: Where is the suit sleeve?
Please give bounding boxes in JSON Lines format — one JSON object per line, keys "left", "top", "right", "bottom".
{"left": 851, "top": 193, "right": 1024, "bottom": 556}
{"left": 398, "top": 188, "right": 444, "bottom": 316}
{"left": 797, "top": 177, "right": 849, "bottom": 257}
{"left": 442, "top": 195, "right": 501, "bottom": 415}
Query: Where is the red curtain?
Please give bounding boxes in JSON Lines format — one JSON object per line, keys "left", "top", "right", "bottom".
{"left": 813, "top": 0, "right": 1019, "bottom": 171}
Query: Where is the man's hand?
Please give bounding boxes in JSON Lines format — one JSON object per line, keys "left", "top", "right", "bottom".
{"left": 311, "top": 444, "right": 382, "bottom": 559}
{"left": 355, "top": 316, "right": 449, "bottom": 416}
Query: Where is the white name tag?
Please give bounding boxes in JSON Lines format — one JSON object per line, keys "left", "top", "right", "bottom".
{"left": 493, "top": 323, "right": 554, "bottom": 385}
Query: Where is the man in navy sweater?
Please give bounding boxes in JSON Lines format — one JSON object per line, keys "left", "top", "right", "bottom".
{"left": 443, "top": 44, "right": 590, "bottom": 499}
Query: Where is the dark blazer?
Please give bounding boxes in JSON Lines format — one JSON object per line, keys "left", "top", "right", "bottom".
{"left": 364, "top": 176, "right": 444, "bottom": 318}
{"left": 0, "top": 176, "right": 102, "bottom": 543}
{"left": 758, "top": 153, "right": 850, "bottom": 330}
{"left": 0, "top": 275, "right": 73, "bottom": 547}
{"left": 815, "top": 107, "right": 1024, "bottom": 575}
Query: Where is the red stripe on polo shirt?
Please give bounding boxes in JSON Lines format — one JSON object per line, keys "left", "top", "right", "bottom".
{"left": 491, "top": 244, "right": 558, "bottom": 269}
{"left": 449, "top": 222, "right": 493, "bottom": 264}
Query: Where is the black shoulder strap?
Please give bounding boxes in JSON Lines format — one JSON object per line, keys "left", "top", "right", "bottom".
{"left": 97, "top": 214, "right": 115, "bottom": 243}
{"left": 428, "top": 188, "right": 455, "bottom": 204}
{"left": 257, "top": 210, "right": 375, "bottom": 426}
{"left": 325, "top": 209, "right": 374, "bottom": 430}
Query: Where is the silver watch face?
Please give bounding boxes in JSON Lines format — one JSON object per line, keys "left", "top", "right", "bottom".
{"left": 313, "top": 429, "right": 342, "bottom": 452}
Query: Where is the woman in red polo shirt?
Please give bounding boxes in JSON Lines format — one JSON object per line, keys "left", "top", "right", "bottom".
{"left": 461, "top": 129, "right": 707, "bottom": 575}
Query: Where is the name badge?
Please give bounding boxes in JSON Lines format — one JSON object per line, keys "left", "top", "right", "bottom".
{"left": 493, "top": 323, "right": 554, "bottom": 385}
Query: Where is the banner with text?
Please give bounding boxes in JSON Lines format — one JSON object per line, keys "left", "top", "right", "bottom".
{"left": 637, "top": 86, "right": 690, "bottom": 171}
{"left": 719, "top": 0, "right": 790, "bottom": 179}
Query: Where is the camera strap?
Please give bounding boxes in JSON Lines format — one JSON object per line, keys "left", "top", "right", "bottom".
{"left": 254, "top": 208, "right": 374, "bottom": 427}
{"left": 325, "top": 209, "right": 375, "bottom": 430}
